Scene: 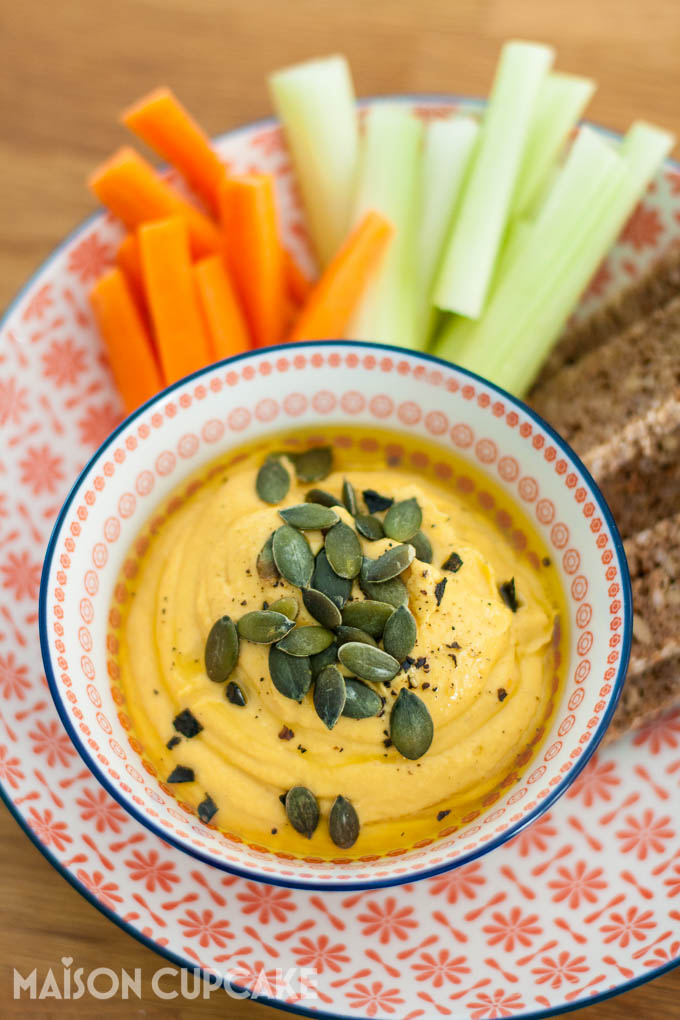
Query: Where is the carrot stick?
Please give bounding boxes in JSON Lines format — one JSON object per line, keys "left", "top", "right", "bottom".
{"left": 139, "top": 217, "right": 211, "bottom": 383}
{"left": 286, "top": 211, "right": 394, "bottom": 343}
{"left": 283, "top": 247, "right": 314, "bottom": 304}
{"left": 121, "top": 87, "right": 226, "bottom": 215}
{"left": 219, "top": 174, "right": 285, "bottom": 348}
{"left": 116, "top": 234, "right": 147, "bottom": 312}
{"left": 89, "top": 147, "right": 221, "bottom": 258}
{"left": 89, "top": 268, "right": 163, "bottom": 413}
{"left": 193, "top": 255, "right": 251, "bottom": 361}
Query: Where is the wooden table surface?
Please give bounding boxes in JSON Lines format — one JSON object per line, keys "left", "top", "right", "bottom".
{"left": 2, "top": 0, "right": 679, "bottom": 1016}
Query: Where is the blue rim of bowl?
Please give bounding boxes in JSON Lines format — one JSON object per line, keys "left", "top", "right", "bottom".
{"left": 39, "top": 338, "right": 633, "bottom": 892}
{"left": 1, "top": 93, "right": 672, "bottom": 1019}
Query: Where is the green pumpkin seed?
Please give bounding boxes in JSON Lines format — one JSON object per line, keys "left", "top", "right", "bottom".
{"left": 269, "top": 596, "right": 299, "bottom": 621}
{"left": 237, "top": 610, "right": 294, "bottom": 644}
{"left": 355, "top": 513, "right": 384, "bottom": 541}
{"left": 343, "top": 677, "right": 383, "bottom": 719}
{"left": 272, "top": 525, "right": 314, "bottom": 588}
{"left": 277, "top": 626, "right": 335, "bottom": 657}
{"left": 256, "top": 459, "right": 290, "bottom": 504}
{"left": 362, "top": 544, "right": 415, "bottom": 582}
{"left": 359, "top": 572, "right": 408, "bottom": 608}
{"left": 285, "top": 786, "right": 319, "bottom": 839}
{"left": 279, "top": 504, "right": 340, "bottom": 530}
{"left": 325, "top": 522, "right": 362, "bottom": 579}
{"left": 305, "top": 488, "right": 342, "bottom": 508}
{"left": 335, "top": 625, "right": 377, "bottom": 648}
{"left": 383, "top": 605, "right": 417, "bottom": 662}
{"left": 226, "top": 681, "right": 247, "bottom": 706}
{"left": 342, "top": 479, "right": 357, "bottom": 515}
{"left": 310, "top": 641, "right": 339, "bottom": 679}
{"left": 329, "top": 795, "right": 359, "bottom": 848}
{"left": 269, "top": 646, "right": 312, "bottom": 701}
{"left": 205, "top": 616, "right": 239, "bottom": 682}
{"left": 410, "top": 530, "right": 433, "bottom": 563}
{"left": 256, "top": 533, "right": 279, "bottom": 582}
{"left": 294, "top": 446, "right": 333, "bottom": 482}
{"left": 338, "top": 642, "right": 400, "bottom": 683}
{"left": 383, "top": 497, "right": 422, "bottom": 542}
{"left": 302, "top": 588, "right": 343, "bottom": 629}
{"left": 312, "top": 548, "right": 352, "bottom": 608}
{"left": 390, "top": 688, "right": 433, "bottom": 760}
{"left": 341, "top": 600, "right": 393, "bottom": 640}
{"left": 313, "top": 665, "right": 346, "bottom": 729}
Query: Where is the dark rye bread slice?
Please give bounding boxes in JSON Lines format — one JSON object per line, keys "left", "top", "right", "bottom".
{"left": 534, "top": 244, "right": 680, "bottom": 385}
{"left": 529, "top": 294, "right": 680, "bottom": 457}
{"left": 603, "top": 652, "right": 680, "bottom": 744}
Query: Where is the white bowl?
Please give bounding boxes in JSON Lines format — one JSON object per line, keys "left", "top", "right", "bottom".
{"left": 39, "top": 342, "right": 632, "bottom": 889}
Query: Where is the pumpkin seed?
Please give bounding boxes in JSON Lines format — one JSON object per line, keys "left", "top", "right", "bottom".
{"left": 310, "top": 641, "right": 339, "bottom": 679}
{"left": 226, "top": 681, "right": 247, "bottom": 706}
{"left": 256, "top": 533, "right": 279, "bottom": 582}
{"left": 359, "top": 572, "right": 408, "bottom": 607}
{"left": 499, "top": 577, "right": 519, "bottom": 612}
{"left": 285, "top": 786, "right": 319, "bottom": 839}
{"left": 390, "top": 688, "right": 433, "bottom": 760}
{"left": 338, "top": 642, "right": 400, "bottom": 683}
{"left": 342, "top": 478, "right": 357, "bottom": 515}
{"left": 313, "top": 665, "right": 346, "bottom": 729}
{"left": 363, "top": 489, "right": 393, "bottom": 514}
{"left": 277, "top": 626, "right": 335, "bottom": 657}
{"left": 272, "top": 525, "right": 314, "bottom": 588}
{"left": 355, "top": 513, "right": 384, "bottom": 541}
{"left": 329, "top": 795, "right": 359, "bottom": 848}
{"left": 325, "top": 521, "right": 362, "bottom": 579}
{"left": 383, "top": 497, "right": 422, "bottom": 542}
{"left": 383, "top": 605, "right": 417, "bottom": 662}
{"left": 341, "top": 600, "right": 393, "bottom": 640}
{"left": 305, "top": 488, "right": 342, "bottom": 508}
{"left": 269, "top": 596, "right": 299, "bottom": 621}
{"left": 205, "top": 616, "right": 239, "bottom": 682}
{"left": 256, "top": 458, "right": 290, "bottom": 504}
{"left": 279, "top": 504, "right": 339, "bottom": 530}
{"left": 342, "top": 677, "right": 383, "bottom": 719}
{"left": 302, "top": 588, "right": 343, "bottom": 629}
{"left": 294, "top": 446, "right": 333, "bottom": 482}
{"left": 361, "top": 543, "right": 415, "bottom": 582}
{"left": 312, "top": 548, "right": 352, "bottom": 608}
{"left": 335, "top": 625, "right": 377, "bottom": 648}
{"left": 269, "top": 646, "right": 312, "bottom": 701}
{"left": 237, "top": 610, "right": 294, "bottom": 644}
{"left": 410, "top": 530, "right": 433, "bottom": 563}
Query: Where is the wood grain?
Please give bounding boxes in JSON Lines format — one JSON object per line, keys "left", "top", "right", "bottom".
{"left": 1, "top": 1, "right": 679, "bottom": 1016}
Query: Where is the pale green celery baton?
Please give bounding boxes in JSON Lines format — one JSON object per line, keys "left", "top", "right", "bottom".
{"left": 268, "top": 55, "right": 359, "bottom": 267}
{"left": 432, "top": 40, "right": 554, "bottom": 319}
{"left": 512, "top": 71, "right": 596, "bottom": 219}
{"left": 417, "top": 116, "right": 479, "bottom": 301}
{"left": 506, "top": 121, "right": 675, "bottom": 391}
{"left": 348, "top": 105, "right": 424, "bottom": 349}
{"left": 434, "top": 127, "right": 621, "bottom": 380}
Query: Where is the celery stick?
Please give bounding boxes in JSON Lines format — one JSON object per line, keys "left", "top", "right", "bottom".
{"left": 433, "top": 41, "right": 554, "bottom": 319}
{"left": 435, "top": 122, "right": 674, "bottom": 395}
{"left": 417, "top": 116, "right": 479, "bottom": 300}
{"left": 512, "top": 72, "right": 595, "bottom": 218}
{"left": 269, "top": 56, "right": 359, "bottom": 266}
{"left": 434, "top": 128, "right": 621, "bottom": 379}
{"left": 348, "top": 105, "right": 423, "bottom": 349}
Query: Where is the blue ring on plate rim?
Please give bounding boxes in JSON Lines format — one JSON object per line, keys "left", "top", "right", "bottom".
{"left": 39, "top": 338, "right": 632, "bottom": 891}
{"left": 0, "top": 93, "right": 672, "bottom": 1017}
